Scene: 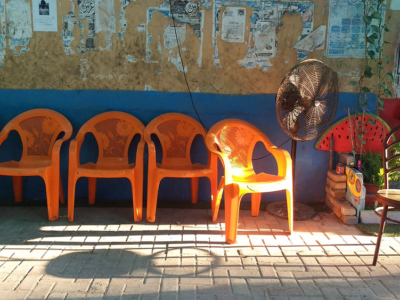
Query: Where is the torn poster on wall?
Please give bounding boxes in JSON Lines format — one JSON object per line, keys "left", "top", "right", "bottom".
{"left": 221, "top": 7, "right": 246, "bottom": 43}
{"left": 6, "top": 0, "right": 32, "bottom": 55}
{"left": 32, "top": 0, "right": 58, "bottom": 32}
{"left": 146, "top": 0, "right": 209, "bottom": 72}
{"left": 326, "top": 0, "right": 383, "bottom": 58}
{"left": 391, "top": 0, "right": 400, "bottom": 10}
{"left": 293, "top": 25, "right": 326, "bottom": 52}
{"left": 62, "top": 0, "right": 117, "bottom": 55}
{"left": 0, "top": 0, "right": 6, "bottom": 66}
{"left": 213, "top": 0, "right": 314, "bottom": 71}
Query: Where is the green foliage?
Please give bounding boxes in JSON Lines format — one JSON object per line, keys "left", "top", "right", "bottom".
{"left": 360, "top": 151, "right": 382, "bottom": 186}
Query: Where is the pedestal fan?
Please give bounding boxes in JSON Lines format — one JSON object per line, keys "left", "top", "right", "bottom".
{"left": 267, "top": 59, "right": 339, "bottom": 220}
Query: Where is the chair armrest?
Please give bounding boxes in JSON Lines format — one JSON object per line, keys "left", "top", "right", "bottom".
{"left": 135, "top": 140, "right": 145, "bottom": 167}
{"left": 206, "top": 132, "right": 233, "bottom": 184}
{"left": 68, "top": 138, "right": 84, "bottom": 169}
{"left": 0, "top": 128, "right": 11, "bottom": 147}
{"left": 269, "top": 146, "right": 292, "bottom": 180}
{"left": 147, "top": 141, "right": 157, "bottom": 169}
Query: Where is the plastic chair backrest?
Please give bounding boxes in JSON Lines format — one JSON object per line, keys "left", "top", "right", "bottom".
{"left": 1, "top": 109, "right": 72, "bottom": 162}
{"left": 383, "top": 124, "right": 400, "bottom": 189}
{"left": 144, "top": 113, "right": 206, "bottom": 167}
{"left": 207, "top": 119, "right": 275, "bottom": 176}
{"left": 76, "top": 112, "right": 145, "bottom": 165}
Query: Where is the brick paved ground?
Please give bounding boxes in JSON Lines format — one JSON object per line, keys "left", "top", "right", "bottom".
{"left": 0, "top": 206, "right": 400, "bottom": 300}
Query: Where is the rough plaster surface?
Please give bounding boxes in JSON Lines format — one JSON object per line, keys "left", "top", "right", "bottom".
{"left": 0, "top": 0, "right": 399, "bottom": 94}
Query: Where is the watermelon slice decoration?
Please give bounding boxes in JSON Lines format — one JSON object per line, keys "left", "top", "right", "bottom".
{"left": 315, "top": 114, "right": 391, "bottom": 154}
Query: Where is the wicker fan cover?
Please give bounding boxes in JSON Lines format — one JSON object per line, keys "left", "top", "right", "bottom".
{"left": 276, "top": 59, "right": 339, "bottom": 142}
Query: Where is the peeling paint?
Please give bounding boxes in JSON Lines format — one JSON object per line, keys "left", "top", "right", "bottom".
{"left": 95, "top": 0, "right": 116, "bottom": 51}
{"left": 145, "top": 84, "right": 154, "bottom": 91}
{"left": 126, "top": 54, "right": 137, "bottom": 63}
{"left": 169, "top": 53, "right": 187, "bottom": 73}
{"left": 119, "top": 0, "right": 136, "bottom": 40}
{"left": 137, "top": 23, "right": 145, "bottom": 32}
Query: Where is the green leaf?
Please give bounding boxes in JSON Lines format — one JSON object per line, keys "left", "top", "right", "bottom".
{"left": 378, "top": 104, "right": 385, "bottom": 110}
{"left": 368, "top": 119, "right": 376, "bottom": 125}
{"left": 364, "top": 70, "right": 373, "bottom": 78}
{"left": 384, "top": 89, "right": 392, "bottom": 97}
{"left": 368, "top": 50, "right": 375, "bottom": 59}
{"left": 384, "top": 40, "right": 391, "bottom": 44}
{"left": 379, "top": 82, "right": 387, "bottom": 89}
{"left": 376, "top": 46, "right": 382, "bottom": 53}
{"left": 362, "top": 87, "right": 371, "bottom": 93}
{"left": 383, "top": 24, "right": 390, "bottom": 32}
{"left": 378, "top": 98, "right": 384, "bottom": 104}
{"left": 386, "top": 73, "right": 394, "bottom": 82}
{"left": 365, "top": 65, "right": 372, "bottom": 72}
{"left": 369, "top": 33, "right": 378, "bottom": 39}
{"left": 384, "top": 55, "right": 390, "bottom": 64}
{"left": 363, "top": 15, "right": 372, "bottom": 25}
{"left": 371, "top": 25, "right": 379, "bottom": 32}
{"left": 371, "top": 12, "right": 382, "bottom": 19}
{"left": 377, "top": 62, "right": 384, "bottom": 70}
{"left": 366, "top": 37, "right": 375, "bottom": 44}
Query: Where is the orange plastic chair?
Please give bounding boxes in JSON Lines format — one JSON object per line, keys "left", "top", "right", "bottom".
{"left": 206, "top": 119, "right": 293, "bottom": 244}
{"left": 68, "top": 112, "right": 145, "bottom": 222}
{"left": 144, "top": 113, "right": 218, "bottom": 222}
{"left": 0, "top": 109, "right": 72, "bottom": 221}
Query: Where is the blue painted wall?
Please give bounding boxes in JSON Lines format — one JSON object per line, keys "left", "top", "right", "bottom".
{"left": 0, "top": 90, "right": 360, "bottom": 205}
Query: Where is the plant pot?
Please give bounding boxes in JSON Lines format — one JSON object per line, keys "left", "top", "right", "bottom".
{"left": 364, "top": 183, "right": 379, "bottom": 194}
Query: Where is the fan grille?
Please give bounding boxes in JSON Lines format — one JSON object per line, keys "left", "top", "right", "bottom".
{"left": 276, "top": 59, "right": 339, "bottom": 142}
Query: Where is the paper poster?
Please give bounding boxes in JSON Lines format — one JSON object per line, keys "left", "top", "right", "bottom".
{"left": 221, "top": 7, "right": 246, "bottom": 43}
{"left": 293, "top": 25, "right": 326, "bottom": 52}
{"left": 32, "top": 0, "right": 57, "bottom": 32}
{"left": 6, "top": 0, "right": 32, "bottom": 39}
{"left": 78, "top": 0, "right": 96, "bottom": 50}
{"left": 326, "top": 0, "right": 383, "bottom": 58}
{"left": 163, "top": 24, "right": 186, "bottom": 49}
{"left": 391, "top": 0, "right": 400, "bottom": 10}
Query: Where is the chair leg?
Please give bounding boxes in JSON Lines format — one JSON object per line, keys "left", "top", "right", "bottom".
{"left": 44, "top": 175, "right": 59, "bottom": 222}
{"left": 68, "top": 174, "right": 78, "bottom": 222}
{"left": 373, "top": 205, "right": 388, "bottom": 266}
{"left": 88, "top": 177, "right": 97, "bottom": 205}
{"left": 251, "top": 193, "right": 261, "bottom": 217}
{"left": 59, "top": 178, "right": 65, "bottom": 205}
{"left": 146, "top": 176, "right": 160, "bottom": 223}
{"left": 224, "top": 183, "right": 241, "bottom": 244}
{"left": 286, "top": 188, "right": 294, "bottom": 234}
{"left": 191, "top": 177, "right": 199, "bottom": 204}
{"left": 12, "top": 176, "right": 23, "bottom": 203}
{"left": 131, "top": 177, "right": 143, "bottom": 222}
{"left": 212, "top": 178, "right": 224, "bottom": 222}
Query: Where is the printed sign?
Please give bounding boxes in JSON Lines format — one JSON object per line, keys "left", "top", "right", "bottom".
{"left": 345, "top": 166, "right": 365, "bottom": 219}
{"left": 221, "top": 7, "right": 246, "bottom": 43}
{"left": 32, "top": 0, "right": 57, "bottom": 32}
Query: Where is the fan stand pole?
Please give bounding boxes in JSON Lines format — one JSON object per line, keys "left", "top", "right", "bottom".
{"left": 266, "top": 139, "right": 317, "bottom": 222}
{"left": 291, "top": 139, "right": 297, "bottom": 193}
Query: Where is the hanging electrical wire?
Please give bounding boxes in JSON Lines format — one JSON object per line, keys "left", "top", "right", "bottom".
{"left": 252, "top": 138, "right": 292, "bottom": 161}
{"left": 169, "top": 1, "right": 207, "bottom": 131}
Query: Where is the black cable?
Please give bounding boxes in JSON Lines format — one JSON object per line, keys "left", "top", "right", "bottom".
{"left": 252, "top": 138, "right": 292, "bottom": 161}
{"left": 169, "top": 2, "right": 207, "bottom": 132}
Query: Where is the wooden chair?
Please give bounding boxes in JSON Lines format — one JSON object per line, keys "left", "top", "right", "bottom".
{"left": 68, "top": 112, "right": 145, "bottom": 222}
{"left": 0, "top": 109, "right": 72, "bottom": 221}
{"left": 373, "top": 124, "right": 400, "bottom": 266}
{"left": 206, "top": 119, "right": 293, "bottom": 244}
{"left": 144, "top": 113, "right": 218, "bottom": 222}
